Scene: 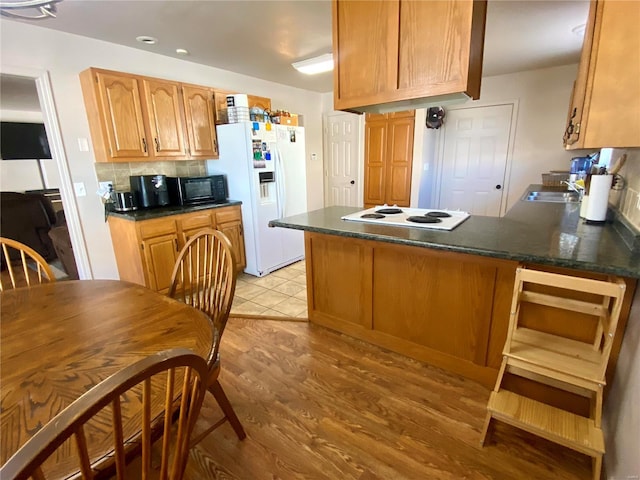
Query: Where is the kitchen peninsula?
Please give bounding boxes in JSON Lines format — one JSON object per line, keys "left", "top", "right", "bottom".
{"left": 270, "top": 189, "right": 639, "bottom": 409}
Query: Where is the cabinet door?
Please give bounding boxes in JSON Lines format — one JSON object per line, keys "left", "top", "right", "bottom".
{"left": 569, "top": 0, "right": 640, "bottom": 149}
{"left": 217, "top": 220, "right": 246, "bottom": 271}
{"left": 333, "top": 0, "right": 400, "bottom": 106}
{"left": 398, "top": 1, "right": 481, "bottom": 98}
{"left": 213, "top": 89, "right": 234, "bottom": 124}
{"left": 215, "top": 207, "right": 246, "bottom": 271}
{"left": 247, "top": 95, "right": 272, "bottom": 112}
{"left": 95, "top": 71, "right": 149, "bottom": 159}
{"left": 363, "top": 119, "right": 387, "bottom": 207}
{"left": 142, "top": 79, "right": 188, "bottom": 158}
{"left": 385, "top": 114, "right": 414, "bottom": 207}
{"left": 141, "top": 233, "right": 179, "bottom": 293}
{"left": 563, "top": 0, "right": 598, "bottom": 148}
{"left": 183, "top": 85, "right": 218, "bottom": 157}
{"left": 179, "top": 212, "right": 215, "bottom": 246}
{"left": 138, "top": 218, "right": 179, "bottom": 293}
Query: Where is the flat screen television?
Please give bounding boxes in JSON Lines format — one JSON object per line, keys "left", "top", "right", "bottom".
{"left": 1, "top": 122, "right": 52, "bottom": 160}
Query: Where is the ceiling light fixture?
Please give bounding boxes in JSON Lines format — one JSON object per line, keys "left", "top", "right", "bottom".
{"left": 0, "top": 0, "right": 61, "bottom": 20}
{"left": 292, "top": 53, "right": 334, "bottom": 75}
{"left": 136, "top": 35, "right": 158, "bottom": 45}
{"left": 176, "top": 48, "right": 189, "bottom": 56}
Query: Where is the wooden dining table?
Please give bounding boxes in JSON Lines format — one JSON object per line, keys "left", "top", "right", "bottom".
{"left": 0, "top": 279, "right": 214, "bottom": 476}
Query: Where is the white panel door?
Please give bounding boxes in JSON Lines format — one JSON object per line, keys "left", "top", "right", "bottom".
{"left": 324, "top": 112, "right": 360, "bottom": 207}
{"left": 438, "top": 104, "right": 512, "bottom": 216}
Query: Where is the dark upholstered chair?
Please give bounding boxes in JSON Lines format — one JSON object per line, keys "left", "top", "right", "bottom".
{"left": 0, "top": 191, "right": 57, "bottom": 263}
{"left": 1, "top": 191, "right": 78, "bottom": 279}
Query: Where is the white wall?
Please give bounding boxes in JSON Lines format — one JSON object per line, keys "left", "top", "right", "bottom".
{"left": 0, "top": 19, "right": 324, "bottom": 279}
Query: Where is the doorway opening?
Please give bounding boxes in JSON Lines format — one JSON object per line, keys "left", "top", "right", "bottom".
{"left": 0, "top": 67, "right": 90, "bottom": 279}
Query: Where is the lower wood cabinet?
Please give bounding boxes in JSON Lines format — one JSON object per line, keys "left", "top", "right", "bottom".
{"left": 304, "top": 231, "right": 636, "bottom": 411}
{"left": 108, "top": 205, "right": 246, "bottom": 294}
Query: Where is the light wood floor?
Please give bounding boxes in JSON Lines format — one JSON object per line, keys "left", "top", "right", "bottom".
{"left": 187, "top": 318, "right": 591, "bottom": 479}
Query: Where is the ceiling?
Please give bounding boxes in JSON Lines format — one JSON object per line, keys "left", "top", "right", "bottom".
{"left": 1, "top": 0, "right": 589, "bottom": 95}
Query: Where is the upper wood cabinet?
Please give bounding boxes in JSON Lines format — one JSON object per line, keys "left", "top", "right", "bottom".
{"left": 182, "top": 85, "right": 218, "bottom": 158}
{"left": 332, "top": 0, "right": 487, "bottom": 113}
{"left": 81, "top": 70, "right": 150, "bottom": 161}
{"left": 564, "top": 0, "right": 640, "bottom": 149}
{"left": 80, "top": 67, "right": 220, "bottom": 162}
{"left": 141, "top": 78, "right": 188, "bottom": 158}
{"left": 364, "top": 111, "right": 415, "bottom": 208}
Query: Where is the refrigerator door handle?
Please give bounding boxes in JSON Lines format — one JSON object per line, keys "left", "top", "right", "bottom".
{"left": 275, "top": 148, "right": 286, "bottom": 218}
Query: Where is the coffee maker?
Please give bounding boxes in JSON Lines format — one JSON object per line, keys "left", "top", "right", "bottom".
{"left": 129, "top": 175, "right": 170, "bottom": 208}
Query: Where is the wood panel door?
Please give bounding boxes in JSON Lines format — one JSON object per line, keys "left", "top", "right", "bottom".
{"left": 363, "top": 118, "right": 387, "bottom": 207}
{"left": 142, "top": 79, "right": 188, "bottom": 158}
{"left": 385, "top": 114, "right": 414, "bottom": 207}
{"left": 182, "top": 85, "right": 218, "bottom": 158}
{"left": 95, "top": 71, "right": 149, "bottom": 159}
{"left": 364, "top": 111, "right": 414, "bottom": 208}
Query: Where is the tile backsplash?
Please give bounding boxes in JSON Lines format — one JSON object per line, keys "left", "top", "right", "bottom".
{"left": 613, "top": 148, "right": 640, "bottom": 230}
{"left": 94, "top": 161, "right": 207, "bottom": 191}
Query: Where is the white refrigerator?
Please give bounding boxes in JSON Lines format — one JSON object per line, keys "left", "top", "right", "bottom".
{"left": 207, "top": 122, "right": 307, "bottom": 277}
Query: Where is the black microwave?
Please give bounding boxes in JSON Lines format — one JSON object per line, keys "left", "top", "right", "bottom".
{"left": 167, "top": 175, "right": 228, "bottom": 206}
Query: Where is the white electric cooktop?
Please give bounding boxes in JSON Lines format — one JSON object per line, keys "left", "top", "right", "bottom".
{"left": 341, "top": 206, "right": 470, "bottom": 231}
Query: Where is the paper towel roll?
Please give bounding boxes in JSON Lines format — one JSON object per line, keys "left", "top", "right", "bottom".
{"left": 585, "top": 174, "right": 612, "bottom": 222}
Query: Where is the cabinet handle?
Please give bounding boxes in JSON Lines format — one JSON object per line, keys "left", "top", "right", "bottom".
{"left": 239, "top": 224, "right": 243, "bottom": 236}
{"left": 214, "top": 138, "right": 218, "bottom": 153}
{"left": 154, "top": 137, "right": 160, "bottom": 152}
{"left": 142, "top": 138, "right": 147, "bottom": 153}
{"left": 174, "top": 238, "right": 178, "bottom": 251}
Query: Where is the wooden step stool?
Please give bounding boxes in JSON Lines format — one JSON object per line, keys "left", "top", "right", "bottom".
{"left": 480, "top": 267, "right": 626, "bottom": 480}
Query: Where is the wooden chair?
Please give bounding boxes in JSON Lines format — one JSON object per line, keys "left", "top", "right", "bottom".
{"left": 480, "top": 267, "right": 626, "bottom": 480}
{"left": 168, "top": 229, "right": 247, "bottom": 444}
{"left": 0, "top": 348, "right": 209, "bottom": 480}
{"left": 0, "top": 237, "right": 55, "bottom": 291}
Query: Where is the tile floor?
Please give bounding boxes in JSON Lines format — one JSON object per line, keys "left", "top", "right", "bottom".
{"left": 230, "top": 260, "right": 308, "bottom": 318}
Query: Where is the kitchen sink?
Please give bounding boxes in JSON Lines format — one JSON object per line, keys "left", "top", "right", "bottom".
{"left": 523, "top": 191, "right": 581, "bottom": 203}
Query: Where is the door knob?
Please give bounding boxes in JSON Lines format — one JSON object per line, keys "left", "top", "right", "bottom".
{"left": 350, "top": 180, "right": 355, "bottom": 185}
{"left": 496, "top": 185, "right": 502, "bottom": 190}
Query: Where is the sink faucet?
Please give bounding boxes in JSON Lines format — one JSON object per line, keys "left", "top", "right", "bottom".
{"left": 562, "top": 180, "right": 584, "bottom": 198}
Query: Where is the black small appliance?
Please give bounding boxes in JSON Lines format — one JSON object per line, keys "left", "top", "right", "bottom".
{"left": 129, "top": 175, "right": 170, "bottom": 208}
{"left": 167, "top": 175, "right": 228, "bottom": 206}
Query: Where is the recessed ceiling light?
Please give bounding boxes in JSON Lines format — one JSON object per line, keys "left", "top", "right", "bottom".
{"left": 292, "top": 53, "right": 334, "bottom": 75}
{"left": 176, "top": 48, "right": 189, "bottom": 55}
{"left": 136, "top": 36, "right": 158, "bottom": 45}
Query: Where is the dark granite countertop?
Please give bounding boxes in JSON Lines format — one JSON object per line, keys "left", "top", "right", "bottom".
{"left": 107, "top": 200, "right": 242, "bottom": 221}
{"left": 269, "top": 186, "right": 640, "bottom": 278}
